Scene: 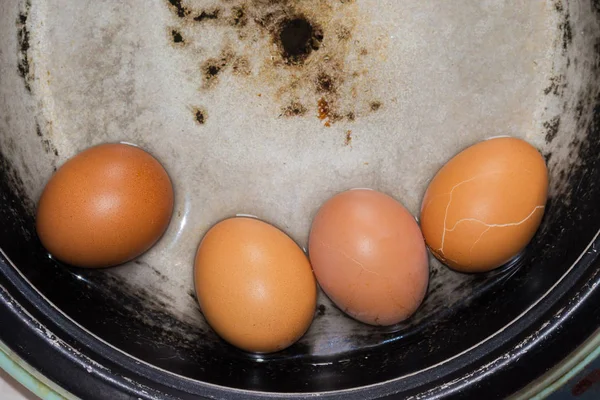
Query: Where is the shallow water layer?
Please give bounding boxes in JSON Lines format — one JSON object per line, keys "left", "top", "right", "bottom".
{"left": 0, "top": 0, "right": 577, "bottom": 357}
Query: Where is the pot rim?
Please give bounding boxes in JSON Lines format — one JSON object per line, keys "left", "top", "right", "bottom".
{"left": 1, "top": 227, "right": 600, "bottom": 399}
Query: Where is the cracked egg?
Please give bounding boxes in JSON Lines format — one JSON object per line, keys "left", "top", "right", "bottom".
{"left": 420, "top": 137, "right": 548, "bottom": 273}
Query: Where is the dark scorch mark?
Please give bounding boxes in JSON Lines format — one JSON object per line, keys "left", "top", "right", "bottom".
{"left": 544, "top": 116, "right": 561, "bottom": 143}
{"left": 171, "top": 29, "right": 184, "bottom": 44}
{"left": 193, "top": 107, "right": 207, "bottom": 125}
{"left": 16, "top": 0, "right": 32, "bottom": 92}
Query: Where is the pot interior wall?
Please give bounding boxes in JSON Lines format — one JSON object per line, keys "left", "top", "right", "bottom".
{"left": 1, "top": 0, "right": 600, "bottom": 393}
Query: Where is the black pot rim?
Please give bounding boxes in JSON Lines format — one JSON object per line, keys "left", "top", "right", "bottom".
{"left": 2, "top": 228, "right": 600, "bottom": 400}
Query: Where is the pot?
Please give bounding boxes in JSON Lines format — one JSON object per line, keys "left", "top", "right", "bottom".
{"left": 1, "top": 0, "right": 600, "bottom": 399}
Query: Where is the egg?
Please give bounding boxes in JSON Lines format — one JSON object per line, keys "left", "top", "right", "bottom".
{"left": 194, "top": 217, "right": 317, "bottom": 353}
{"left": 420, "top": 137, "right": 548, "bottom": 273}
{"left": 308, "top": 189, "right": 429, "bottom": 326}
{"left": 36, "top": 143, "right": 174, "bottom": 268}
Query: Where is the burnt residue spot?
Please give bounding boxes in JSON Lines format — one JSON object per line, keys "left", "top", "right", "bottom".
{"left": 171, "top": 29, "right": 184, "bottom": 44}
{"left": 167, "top": 0, "right": 189, "bottom": 18}
{"left": 575, "top": 98, "right": 585, "bottom": 121}
{"left": 134, "top": 260, "right": 169, "bottom": 281}
{"left": 336, "top": 26, "right": 352, "bottom": 41}
{"left": 428, "top": 282, "right": 444, "bottom": 295}
{"left": 279, "top": 17, "right": 323, "bottom": 64}
{"left": 207, "top": 64, "right": 220, "bottom": 76}
{"left": 41, "top": 139, "right": 52, "bottom": 154}
{"left": 281, "top": 101, "right": 307, "bottom": 117}
{"left": 345, "top": 130, "right": 352, "bottom": 146}
{"left": 167, "top": 0, "right": 372, "bottom": 125}
{"left": 17, "top": 1, "right": 32, "bottom": 92}
{"left": 544, "top": 152, "right": 553, "bottom": 163}
{"left": 36, "top": 123, "right": 59, "bottom": 158}
{"left": 201, "top": 52, "right": 234, "bottom": 87}
{"left": 544, "top": 116, "right": 561, "bottom": 143}
{"left": 316, "top": 73, "right": 335, "bottom": 93}
{"left": 554, "top": 1, "right": 564, "bottom": 13}
{"left": 232, "top": 56, "right": 251, "bottom": 76}
{"left": 544, "top": 75, "right": 566, "bottom": 96}
{"left": 561, "top": 19, "right": 572, "bottom": 52}
{"left": 568, "top": 137, "right": 582, "bottom": 151}
{"left": 370, "top": 101, "right": 382, "bottom": 112}
{"left": 231, "top": 6, "right": 248, "bottom": 27}
{"left": 559, "top": 7, "right": 572, "bottom": 53}
{"left": 193, "top": 107, "right": 207, "bottom": 124}
{"left": 558, "top": 168, "right": 566, "bottom": 181}
{"left": 153, "top": 269, "right": 168, "bottom": 280}
{"left": 317, "top": 304, "right": 326, "bottom": 316}
{"left": 194, "top": 9, "right": 220, "bottom": 22}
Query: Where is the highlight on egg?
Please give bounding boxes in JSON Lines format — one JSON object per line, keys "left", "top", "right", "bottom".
{"left": 194, "top": 217, "right": 317, "bottom": 353}
{"left": 308, "top": 189, "right": 429, "bottom": 326}
{"left": 420, "top": 137, "right": 549, "bottom": 273}
{"left": 36, "top": 143, "right": 174, "bottom": 268}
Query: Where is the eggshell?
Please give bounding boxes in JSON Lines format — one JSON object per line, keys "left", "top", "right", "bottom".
{"left": 194, "top": 217, "right": 317, "bottom": 353}
{"left": 36, "top": 143, "right": 174, "bottom": 268}
{"left": 420, "top": 137, "right": 548, "bottom": 273}
{"left": 309, "top": 189, "right": 429, "bottom": 326}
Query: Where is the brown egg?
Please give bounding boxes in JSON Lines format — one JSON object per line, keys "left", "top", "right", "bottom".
{"left": 309, "top": 189, "right": 429, "bottom": 326}
{"left": 194, "top": 217, "right": 317, "bottom": 353}
{"left": 36, "top": 143, "right": 174, "bottom": 268}
{"left": 420, "top": 137, "right": 548, "bottom": 273}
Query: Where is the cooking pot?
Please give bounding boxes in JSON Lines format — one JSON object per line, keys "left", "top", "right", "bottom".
{"left": 1, "top": 0, "right": 600, "bottom": 399}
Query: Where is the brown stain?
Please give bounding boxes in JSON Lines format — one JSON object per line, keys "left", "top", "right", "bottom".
{"left": 230, "top": 5, "right": 248, "bottom": 28}
{"left": 166, "top": 0, "right": 385, "bottom": 125}
{"left": 192, "top": 107, "right": 207, "bottom": 125}
{"left": 232, "top": 56, "right": 251, "bottom": 76}
{"left": 282, "top": 101, "right": 307, "bottom": 117}
{"left": 370, "top": 101, "right": 382, "bottom": 112}
{"left": 201, "top": 49, "right": 235, "bottom": 88}
{"left": 318, "top": 97, "right": 331, "bottom": 126}
{"left": 345, "top": 130, "right": 352, "bottom": 146}
{"left": 166, "top": 0, "right": 190, "bottom": 18}
{"left": 316, "top": 72, "right": 336, "bottom": 94}
{"left": 194, "top": 9, "right": 220, "bottom": 22}
{"left": 170, "top": 28, "right": 185, "bottom": 45}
